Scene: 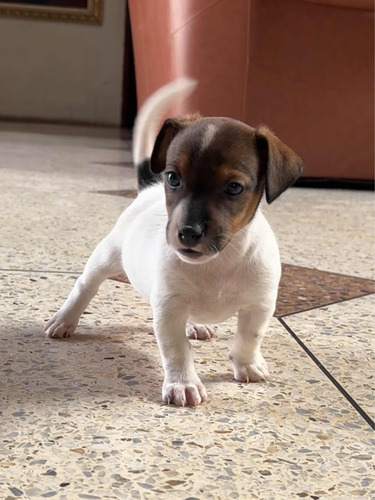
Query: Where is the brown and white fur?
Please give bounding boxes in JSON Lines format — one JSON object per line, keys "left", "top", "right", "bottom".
{"left": 44, "top": 78, "right": 303, "bottom": 407}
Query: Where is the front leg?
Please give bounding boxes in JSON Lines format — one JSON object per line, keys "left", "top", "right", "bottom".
{"left": 152, "top": 298, "right": 207, "bottom": 406}
{"left": 44, "top": 233, "right": 123, "bottom": 339}
{"left": 228, "top": 306, "right": 273, "bottom": 383}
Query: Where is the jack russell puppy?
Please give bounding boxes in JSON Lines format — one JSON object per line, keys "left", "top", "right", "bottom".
{"left": 45, "top": 78, "right": 304, "bottom": 407}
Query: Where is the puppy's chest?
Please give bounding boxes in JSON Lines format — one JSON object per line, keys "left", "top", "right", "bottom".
{"left": 188, "top": 275, "right": 250, "bottom": 323}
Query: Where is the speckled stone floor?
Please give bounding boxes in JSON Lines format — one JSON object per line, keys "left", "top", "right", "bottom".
{"left": 0, "top": 123, "right": 374, "bottom": 500}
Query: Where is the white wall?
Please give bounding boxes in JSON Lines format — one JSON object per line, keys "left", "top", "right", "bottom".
{"left": 0, "top": 1, "right": 126, "bottom": 126}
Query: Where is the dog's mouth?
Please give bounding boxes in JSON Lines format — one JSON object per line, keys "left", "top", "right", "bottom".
{"left": 178, "top": 248, "right": 203, "bottom": 258}
{"left": 176, "top": 247, "right": 219, "bottom": 264}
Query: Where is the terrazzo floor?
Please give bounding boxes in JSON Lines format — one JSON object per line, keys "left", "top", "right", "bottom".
{"left": 0, "top": 123, "right": 374, "bottom": 500}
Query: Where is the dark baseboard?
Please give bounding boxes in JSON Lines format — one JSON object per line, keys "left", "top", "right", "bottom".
{"left": 294, "top": 177, "right": 374, "bottom": 191}
{"left": 0, "top": 115, "right": 120, "bottom": 129}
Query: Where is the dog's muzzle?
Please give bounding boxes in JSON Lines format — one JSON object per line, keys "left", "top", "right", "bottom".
{"left": 175, "top": 226, "right": 221, "bottom": 264}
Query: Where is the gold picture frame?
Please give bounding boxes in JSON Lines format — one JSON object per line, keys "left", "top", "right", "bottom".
{"left": 0, "top": 0, "right": 103, "bottom": 25}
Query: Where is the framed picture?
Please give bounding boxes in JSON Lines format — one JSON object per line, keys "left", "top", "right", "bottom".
{"left": 0, "top": 0, "right": 103, "bottom": 25}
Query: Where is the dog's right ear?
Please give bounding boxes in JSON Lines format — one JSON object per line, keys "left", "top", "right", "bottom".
{"left": 150, "top": 113, "right": 201, "bottom": 173}
{"left": 150, "top": 118, "right": 184, "bottom": 174}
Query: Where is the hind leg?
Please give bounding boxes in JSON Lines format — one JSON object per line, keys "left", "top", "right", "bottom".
{"left": 44, "top": 234, "right": 123, "bottom": 339}
{"left": 186, "top": 323, "right": 216, "bottom": 340}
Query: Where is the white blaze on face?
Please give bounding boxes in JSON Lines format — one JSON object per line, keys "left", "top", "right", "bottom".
{"left": 200, "top": 123, "right": 217, "bottom": 152}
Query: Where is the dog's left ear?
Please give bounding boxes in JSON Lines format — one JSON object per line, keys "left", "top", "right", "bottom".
{"left": 255, "top": 125, "right": 304, "bottom": 204}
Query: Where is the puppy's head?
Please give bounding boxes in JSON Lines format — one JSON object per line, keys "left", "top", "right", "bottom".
{"left": 150, "top": 115, "right": 303, "bottom": 264}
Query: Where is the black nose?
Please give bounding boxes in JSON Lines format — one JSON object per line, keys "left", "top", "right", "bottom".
{"left": 178, "top": 224, "right": 204, "bottom": 247}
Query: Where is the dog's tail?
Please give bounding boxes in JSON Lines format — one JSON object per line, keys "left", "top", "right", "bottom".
{"left": 132, "top": 77, "right": 197, "bottom": 190}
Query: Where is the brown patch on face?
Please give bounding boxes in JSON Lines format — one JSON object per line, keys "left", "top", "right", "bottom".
{"left": 214, "top": 163, "right": 255, "bottom": 187}
{"left": 227, "top": 188, "right": 264, "bottom": 236}
{"left": 210, "top": 162, "right": 264, "bottom": 239}
{"left": 174, "top": 154, "right": 190, "bottom": 178}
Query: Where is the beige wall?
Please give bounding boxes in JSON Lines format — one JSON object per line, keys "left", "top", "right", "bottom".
{"left": 0, "top": 1, "right": 126, "bottom": 126}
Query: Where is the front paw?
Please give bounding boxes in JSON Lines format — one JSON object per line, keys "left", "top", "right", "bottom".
{"left": 229, "top": 351, "right": 270, "bottom": 383}
{"left": 163, "top": 379, "right": 207, "bottom": 407}
{"left": 44, "top": 311, "right": 78, "bottom": 339}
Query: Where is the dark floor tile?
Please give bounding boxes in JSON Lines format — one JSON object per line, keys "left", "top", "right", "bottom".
{"left": 276, "top": 264, "right": 374, "bottom": 317}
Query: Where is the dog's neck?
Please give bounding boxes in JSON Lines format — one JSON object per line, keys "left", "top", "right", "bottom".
{"left": 220, "top": 209, "right": 263, "bottom": 261}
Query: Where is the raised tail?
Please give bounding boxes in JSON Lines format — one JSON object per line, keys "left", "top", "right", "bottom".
{"left": 132, "top": 77, "right": 197, "bottom": 190}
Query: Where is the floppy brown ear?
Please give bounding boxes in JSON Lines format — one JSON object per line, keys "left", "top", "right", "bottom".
{"left": 150, "top": 118, "right": 183, "bottom": 173}
{"left": 256, "top": 125, "right": 304, "bottom": 204}
{"left": 150, "top": 113, "right": 202, "bottom": 173}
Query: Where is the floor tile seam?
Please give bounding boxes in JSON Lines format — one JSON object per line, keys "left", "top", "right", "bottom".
{"left": 276, "top": 291, "right": 375, "bottom": 319}
{"left": 277, "top": 317, "right": 375, "bottom": 431}
{"left": 0, "top": 268, "right": 80, "bottom": 275}
{"left": 0, "top": 270, "right": 131, "bottom": 282}
{"left": 2, "top": 267, "right": 373, "bottom": 284}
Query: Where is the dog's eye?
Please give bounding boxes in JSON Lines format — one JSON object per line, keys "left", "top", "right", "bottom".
{"left": 225, "top": 182, "right": 244, "bottom": 196}
{"left": 166, "top": 171, "right": 181, "bottom": 188}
